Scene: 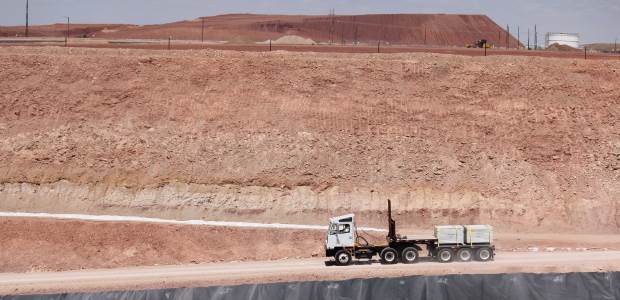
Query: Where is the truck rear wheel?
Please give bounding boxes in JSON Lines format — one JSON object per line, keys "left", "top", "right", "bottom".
{"left": 456, "top": 248, "right": 473, "bottom": 262}
{"left": 437, "top": 248, "right": 454, "bottom": 263}
{"left": 476, "top": 247, "right": 493, "bottom": 262}
{"left": 380, "top": 248, "right": 398, "bottom": 264}
{"left": 401, "top": 247, "right": 419, "bottom": 264}
{"left": 334, "top": 250, "right": 352, "bottom": 266}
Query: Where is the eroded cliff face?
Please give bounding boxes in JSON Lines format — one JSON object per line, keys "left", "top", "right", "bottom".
{"left": 1, "top": 47, "right": 619, "bottom": 232}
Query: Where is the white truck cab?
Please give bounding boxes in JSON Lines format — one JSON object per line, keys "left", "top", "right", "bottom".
{"left": 325, "top": 214, "right": 356, "bottom": 251}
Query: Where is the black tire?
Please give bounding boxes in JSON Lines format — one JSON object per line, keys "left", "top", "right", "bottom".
{"left": 401, "top": 247, "right": 419, "bottom": 264}
{"left": 437, "top": 248, "right": 454, "bottom": 263}
{"left": 380, "top": 247, "right": 398, "bottom": 264}
{"left": 475, "top": 247, "right": 493, "bottom": 262}
{"left": 334, "top": 250, "right": 352, "bottom": 266}
{"left": 456, "top": 248, "right": 473, "bottom": 262}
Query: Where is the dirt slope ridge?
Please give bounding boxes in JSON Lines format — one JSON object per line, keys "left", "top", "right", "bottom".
{"left": 1, "top": 13, "right": 520, "bottom": 47}
{"left": 0, "top": 46, "right": 619, "bottom": 232}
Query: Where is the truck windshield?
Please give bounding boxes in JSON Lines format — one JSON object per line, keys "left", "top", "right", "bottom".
{"left": 329, "top": 223, "right": 351, "bottom": 234}
{"left": 329, "top": 223, "right": 338, "bottom": 234}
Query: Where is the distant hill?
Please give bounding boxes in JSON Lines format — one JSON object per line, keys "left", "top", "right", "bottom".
{"left": 0, "top": 13, "right": 521, "bottom": 47}
{"left": 584, "top": 43, "right": 619, "bottom": 53}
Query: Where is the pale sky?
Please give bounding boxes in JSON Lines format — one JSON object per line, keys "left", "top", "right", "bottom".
{"left": 1, "top": 0, "right": 619, "bottom": 43}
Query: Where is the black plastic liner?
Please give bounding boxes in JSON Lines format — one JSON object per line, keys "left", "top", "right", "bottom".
{"left": 4, "top": 272, "right": 620, "bottom": 300}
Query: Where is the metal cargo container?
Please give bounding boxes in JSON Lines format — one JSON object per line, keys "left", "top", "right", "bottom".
{"left": 545, "top": 32, "right": 580, "bottom": 48}
{"left": 464, "top": 225, "right": 493, "bottom": 244}
{"left": 434, "top": 225, "right": 464, "bottom": 245}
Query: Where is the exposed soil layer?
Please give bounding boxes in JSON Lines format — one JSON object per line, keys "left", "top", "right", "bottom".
{"left": 0, "top": 13, "right": 520, "bottom": 47}
{"left": 0, "top": 46, "right": 619, "bottom": 233}
{"left": 2, "top": 218, "right": 620, "bottom": 274}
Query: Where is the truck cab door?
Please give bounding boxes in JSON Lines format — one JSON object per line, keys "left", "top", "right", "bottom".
{"left": 328, "top": 223, "right": 354, "bottom": 248}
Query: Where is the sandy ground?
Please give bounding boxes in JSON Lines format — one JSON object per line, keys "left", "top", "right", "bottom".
{"left": 2, "top": 251, "right": 620, "bottom": 295}
{"left": 1, "top": 38, "right": 619, "bottom": 60}
{"left": 2, "top": 217, "right": 620, "bottom": 274}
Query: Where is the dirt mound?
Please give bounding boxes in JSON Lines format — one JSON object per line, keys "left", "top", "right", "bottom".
{"left": 0, "top": 218, "right": 324, "bottom": 273}
{"left": 585, "top": 43, "right": 620, "bottom": 54}
{"left": 0, "top": 14, "right": 521, "bottom": 47}
{"left": 546, "top": 43, "right": 580, "bottom": 52}
{"left": 249, "top": 14, "right": 521, "bottom": 47}
{"left": 0, "top": 46, "right": 619, "bottom": 233}
{"left": 266, "top": 35, "right": 316, "bottom": 45}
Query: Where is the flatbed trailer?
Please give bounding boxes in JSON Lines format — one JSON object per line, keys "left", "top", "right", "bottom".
{"left": 325, "top": 200, "right": 495, "bottom": 265}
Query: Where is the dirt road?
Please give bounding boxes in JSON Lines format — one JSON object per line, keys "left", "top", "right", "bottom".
{"left": 2, "top": 251, "right": 620, "bottom": 295}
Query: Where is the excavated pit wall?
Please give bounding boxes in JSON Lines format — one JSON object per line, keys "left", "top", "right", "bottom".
{"left": 0, "top": 180, "right": 616, "bottom": 232}
{"left": 3, "top": 272, "right": 619, "bottom": 300}
{"left": 1, "top": 47, "right": 619, "bottom": 233}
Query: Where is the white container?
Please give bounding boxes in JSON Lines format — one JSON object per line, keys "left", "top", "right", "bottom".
{"left": 464, "top": 225, "right": 493, "bottom": 244}
{"left": 545, "top": 33, "right": 580, "bottom": 48}
{"left": 434, "top": 225, "right": 464, "bottom": 245}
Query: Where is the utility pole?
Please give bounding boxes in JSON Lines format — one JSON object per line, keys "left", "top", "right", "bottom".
{"left": 498, "top": 30, "right": 501, "bottom": 47}
{"left": 64, "top": 16, "right": 70, "bottom": 47}
{"left": 353, "top": 16, "right": 358, "bottom": 45}
{"left": 615, "top": 38, "right": 617, "bottom": 53}
{"left": 517, "top": 27, "right": 520, "bottom": 49}
{"left": 506, "top": 25, "right": 510, "bottom": 49}
{"left": 424, "top": 26, "right": 427, "bottom": 45}
{"left": 329, "top": 8, "right": 335, "bottom": 44}
{"left": 534, "top": 24, "right": 537, "bottom": 50}
{"left": 25, "top": 0, "right": 29, "bottom": 37}
{"left": 201, "top": 17, "right": 205, "bottom": 43}
{"left": 527, "top": 28, "right": 530, "bottom": 50}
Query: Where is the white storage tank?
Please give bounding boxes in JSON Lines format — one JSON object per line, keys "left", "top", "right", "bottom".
{"left": 434, "top": 225, "right": 464, "bottom": 245}
{"left": 464, "top": 225, "right": 493, "bottom": 244}
{"left": 545, "top": 32, "right": 580, "bottom": 48}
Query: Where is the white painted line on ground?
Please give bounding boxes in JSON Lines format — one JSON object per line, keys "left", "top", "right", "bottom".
{"left": 0, "top": 211, "right": 386, "bottom": 232}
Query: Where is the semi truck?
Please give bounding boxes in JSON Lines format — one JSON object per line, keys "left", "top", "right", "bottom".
{"left": 325, "top": 200, "right": 495, "bottom": 266}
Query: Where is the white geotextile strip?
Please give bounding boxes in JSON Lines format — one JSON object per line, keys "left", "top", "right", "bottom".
{"left": 0, "top": 211, "right": 386, "bottom": 232}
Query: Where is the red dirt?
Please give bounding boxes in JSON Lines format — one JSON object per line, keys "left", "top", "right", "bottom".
{"left": 2, "top": 217, "right": 620, "bottom": 273}
{"left": 3, "top": 39, "right": 617, "bottom": 60}
{"left": 0, "top": 218, "right": 324, "bottom": 273}
{"left": 0, "top": 46, "right": 619, "bottom": 234}
{"left": 0, "top": 13, "right": 520, "bottom": 47}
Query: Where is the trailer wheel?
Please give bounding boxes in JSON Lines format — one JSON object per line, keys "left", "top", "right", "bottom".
{"left": 380, "top": 248, "right": 398, "bottom": 264}
{"left": 334, "top": 250, "right": 352, "bottom": 266}
{"left": 456, "top": 248, "right": 473, "bottom": 262}
{"left": 475, "top": 247, "right": 493, "bottom": 262}
{"left": 401, "top": 247, "right": 419, "bottom": 264}
{"left": 437, "top": 248, "right": 454, "bottom": 263}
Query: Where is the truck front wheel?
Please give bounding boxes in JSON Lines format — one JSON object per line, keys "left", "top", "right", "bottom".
{"left": 401, "top": 247, "right": 419, "bottom": 264}
{"left": 380, "top": 248, "right": 398, "bottom": 264}
{"left": 437, "top": 248, "right": 454, "bottom": 263}
{"left": 334, "top": 250, "right": 352, "bottom": 266}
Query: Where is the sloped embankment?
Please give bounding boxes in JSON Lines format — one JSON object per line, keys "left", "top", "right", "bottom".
{"left": 0, "top": 46, "right": 618, "bottom": 232}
